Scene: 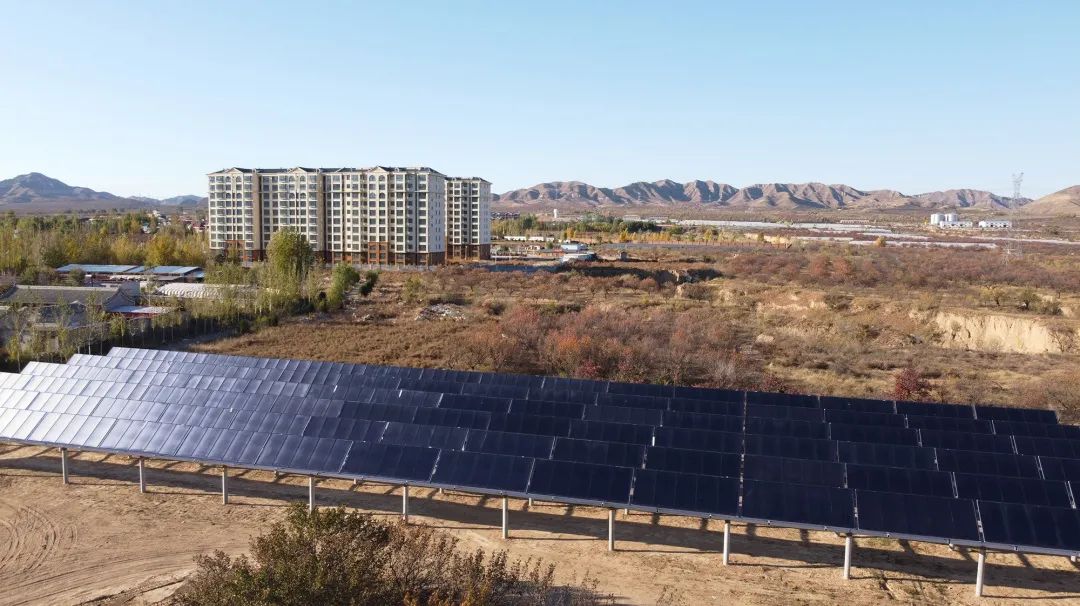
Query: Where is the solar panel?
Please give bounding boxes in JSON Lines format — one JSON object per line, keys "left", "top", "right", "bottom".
{"left": 463, "top": 429, "right": 554, "bottom": 458}
{"left": 430, "top": 450, "right": 533, "bottom": 494}
{"left": 630, "top": 469, "right": 739, "bottom": 516}
{"left": 978, "top": 500, "right": 1080, "bottom": 552}
{"left": 935, "top": 449, "right": 1042, "bottom": 479}
{"left": 339, "top": 443, "right": 437, "bottom": 481}
{"left": 953, "top": 473, "right": 1072, "bottom": 508}
{"left": 551, "top": 438, "right": 646, "bottom": 468}
{"left": 741, "top": 481, "right": 854, "bottom": 529}
{"left": 527, "top": 459, "right": 632, "bottom": 505}
{"left": 845, "top": 464, "right": 955, "bottom": 497}
{"left": 856, "top": 491, "right": 980, "bottom": 541}
{"left": 743, "top": 455, "right": 845, "bottom": 487}
{"left": 643, "top": 446, "right": 741, "bottom": 477}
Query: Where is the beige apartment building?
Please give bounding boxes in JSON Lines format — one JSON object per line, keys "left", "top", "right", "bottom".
{"left": 208, "top": 166, "right": 489, "bottom": 264}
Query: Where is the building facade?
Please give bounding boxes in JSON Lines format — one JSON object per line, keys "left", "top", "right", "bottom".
{"left": 208, "top": 166, "right": 485, "bottom": 264}
{"left": 445, "top": 177, "right": 492, "bottom": 260}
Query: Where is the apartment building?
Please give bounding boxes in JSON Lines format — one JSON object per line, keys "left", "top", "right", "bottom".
{"left": 446, "top": 177, "right": 492, "bottom": 260}
{"left": 208, "top": 166, "right": 480, "bottom": 265}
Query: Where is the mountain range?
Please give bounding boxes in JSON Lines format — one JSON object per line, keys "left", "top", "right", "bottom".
{"left": 494, "top": 180, "right": 1043, "bottom": 212}
{"left": 0, "top": 173, "right": 205, "bottom": 212}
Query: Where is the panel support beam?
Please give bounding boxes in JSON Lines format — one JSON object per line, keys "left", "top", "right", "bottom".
{"left": 308, "top": 476, "right": 315, "bottom": 512}
{"left": 722, "top": 520, "right": 731, "bottom": 565}
{"left": 608, "top": 509, "right": 615, "bottom": 552}
{"left": 975, "top": 549, "right": 986, "bottom": 597}
{"left": 402, "top": 485, "right": 409, "bottom": 523}
{"left": 221, "top": 465, "right": 229, "bottom": 505}
{"left": 843, "top": 534, "right": 853, "bottom": 580}
{"left": 60, "top": 448, "right": 69, "bottom": 484}
{"left": 501, "top": 497, "right": 509, "bottom": 539}
{"left": 138, "top": 458, "right": 146, "bottom": 494}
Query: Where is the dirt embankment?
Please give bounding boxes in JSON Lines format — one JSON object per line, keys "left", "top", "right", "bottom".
{"left": 932, "top": 311, "right": 1080, "bottom": 354}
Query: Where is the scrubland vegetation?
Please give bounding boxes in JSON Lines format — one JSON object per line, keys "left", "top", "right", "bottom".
{"left": 173, "top": 503, "right": 606, "bottom": 606}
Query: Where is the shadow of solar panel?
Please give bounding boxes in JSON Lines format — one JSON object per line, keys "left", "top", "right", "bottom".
{"left": 552, "top": 438, "right": 645, "bottom": 468}
{"left": 936, "top": 449, "right": 1041, "bottom": 479}
{"left": 836, "top": 442, "right": 938, "bottom": 470}
{"left": 430, "top": 450, "right": 533, "bottom": 493}
{"left": 463, "top": 429, "right": 554, "bottom": 458}
{"left": 584, "top": 404, "right": 664, "bottom": 426}
{"left": 438, "top": 394, "right": 511, "bottom": 414}
{"left": 653, "top": 427, "right": 743, "bottom": 454}
{"left": 818, "top": 396, "right": 895, "bottom": 414}
{"left": 487, "top": 413, "right": 571, "bottom": 437}
{"left": 1013, "top": 436, "right": 1080, "bottom": 459}
{"left": 380, "top": 422, "right": 469, "bottom": 450}
{"left": 978, "top": 500, "right": 1080, "bottom": 552}
{"left": 824, "top": 409, "right": 907, "bottom": 427}
{"left": 411, "top": 407, "right": 490, "bottom": 430}
{"left": 644, "top": 446, "right": 740, "bottom": 477}
{"left": 745, "top": 434, "right": 837, "bottom": 462}
{"left": 746, "top": 403, "right": 823, "bottom": 422}
{"left": 919, "top": 429, "right": 1016, "bottom": 454}
{"left": 974, "top": 405, "right": 1057, "bottom": 424}
{"left": 568, "top": 420, "right": 654, "bottom": 445}
{"left": 845, "top": 464, "right": 954, "bottom": 497}
{"left": 954, "top": 473, "right": 1072, "bottom": 508}
{"left": 630, "top": 469, "right": 739, "bottom": 515}
{"left": 746, "top": 392, "right": 818, "bottom": 408}
{"left": 1038, "top": 457, "right": 1080, "bottom": 483}
{"left": 993, "top": 421, "right": 1080, "bottom": 439}
{"left": 667, "top": 397, "right": 743, "bottom": 416}
{"left": 743, "top": 455, "right": 845, "bottom": 487}
{"left": 661, "top": 410, "right": 743, "bottom": 433}
{"left": 830, "top": 423, "right": 917, "bottom": 446}
{"left": 508, "top": 398, "right": 584, "bottom": 419}
{"left": 855, "top": 491, "right": 980, "bottom": 541}
{"left": 340, "top": 443, "right": 439, "bottom": 481}
{"left": 746, "top": 417, "right": 829, "bottom": 439}
{"left": 904, "top": 415, "right": 994, "bottom": 434}
{"left": 896, "top": 401, "right": 974, "bottom": 419}
{"left": 741, "top": 480, "right": 854, "bottom": 528}
{"left": 527, "top": 459, "right": 632, "bottom": 504}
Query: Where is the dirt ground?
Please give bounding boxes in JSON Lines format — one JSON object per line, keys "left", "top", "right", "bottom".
{"left": 2, "top": 444, "right": 1078, "bottom": 605}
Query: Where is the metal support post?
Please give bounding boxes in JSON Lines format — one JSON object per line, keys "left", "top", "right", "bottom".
{"left": 402, "top": 485, "right": 409, "bottom": 523}
{"left": 975, "top": 549, "right": 986, "bottom": 597}
{"left": 843, "top": 535, "right": 853, "bottom": 580}
{"left": 221, "top": 466, "right": 229, "bottom": 505}
{"left": 501, "top": 497, "right": 509, "bottom": 539}
{"left": 608, "top": 509, "right": 615, "bottom": 551}
{"left": 138, "top": 458, "right": 146, "bottom": 493}
{"left": 723, "top": 520, "right": 731, "bottom": 565}
{"left": 308, "top": 476, "right": 315, "bottom": 512}
{"left": 60, "top": 448, "right": 69, "bottom": 484}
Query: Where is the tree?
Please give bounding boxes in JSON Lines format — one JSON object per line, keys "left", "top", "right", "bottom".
{"left": 266, "top": 229, "right": 315, "bottom": 306}
{"left": 893, "top": 366, "right": 931, "bottom": 401}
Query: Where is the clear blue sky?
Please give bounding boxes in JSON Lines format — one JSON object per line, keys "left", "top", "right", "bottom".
{"left": 2, "top": 0, "right": 1077, "bottom": 198}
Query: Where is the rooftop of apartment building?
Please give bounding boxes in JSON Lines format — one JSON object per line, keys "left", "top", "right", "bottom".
{"left": 208, "top": 166, "right": 446, "bottom": 176}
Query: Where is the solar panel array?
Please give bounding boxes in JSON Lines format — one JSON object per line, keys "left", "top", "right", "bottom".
{"left": 1, "top": 347, "right": 1078, "bottom": 557}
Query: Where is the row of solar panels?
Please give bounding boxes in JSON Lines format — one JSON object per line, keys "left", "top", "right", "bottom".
{"left": 2, "top": 396, "right": 1077, "bottom": 510}
{"left": 4, "top": 368, "right": 1080, "bottom": 491}
{"left": 2, "top": 404, "right": 1079, "bottom": 555}
{"left": 13, "top": 362, "right": 1080, "bottom": 465}
{"left": 97, "top": 349, "right": 1061, "bottom": 424}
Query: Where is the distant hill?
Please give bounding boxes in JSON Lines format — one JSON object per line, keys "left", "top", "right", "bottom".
{"left": 494, "top": 180, "right": 1031, "bottom": 211}
{"left": 0, "top": 173, "right": 203, "bottom": 213}
{"left": 1021, "top": 185, "right": 1080, "bottom": 216}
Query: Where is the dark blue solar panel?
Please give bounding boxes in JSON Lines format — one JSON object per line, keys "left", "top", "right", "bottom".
{"left": 935, "top": 449, "right": 1041, "bottom": 479}
{"left": 744, "top": 434, "right": 837, "bottom": 462}
{"left": 644, "top": 446, "right": 741, "bottom": 477}
{"left": 818, "top": 396, "right": 895, "bottom": 414}
{"left": 823, "top": 409, "right": 906, "bottom": 427}
{"left": 584, "top": 405, "right": 664, "bottom": 425}
{"left": 551, "top": 438, "right": 645, "bottom": 468}
{"left": 607, "top": 382, "right": 672, "bottom": 398}
{"left": 856, "top": 491, "right": 980, "bottom": 541}
{"left": 667, "top": 397, "right": 742, "bottom": 416}
{"left": 508, "top": 399, "right": 585, "bottom": 419}
{"left": 339, "top": 443, "right": 439, "bottom": 481}
{"left": 463, "top": 430, "right": 554, "bottom": 458}
{"left": 430, "top": 450, "right": 533, "bottom": 493}
{"left": 1012, "top": 436, "right": 1080, "bottom": 459}
{"left": 568, "top": 420, "right": 653, "bottom": 445}
{"left": 487, "top": 413, "right": 571, "bottom": 437}
{"left": 661, "top": 410, "right": 743, "bottom": 433}
{"left": 743, "top": 455, "right": 845, "bottom": 487}
{"left": 671, "top": 386, "right": 743, "bottom": 403}
{"left": 741, "top": 480, "right": 854, "bottom": 528}
{"left": 653, "top": 427, "right": 743, "bottom": 454}
{"left": 919, "top": 429, "right": 1016, "bottom": 454}
{"left": 630, "top": 469, "right": 739, "bottom": 515}
{"left": 974, "top": 405, "right": 1057, "bottom": 424}
{"left": 845, "top": 464, "right": 954, "bottom": 497}
{"left": 836, "top": 442, "right": 938, "bottom": 470}
{"left": 438, "top": 394, "right": 511, "bottom": 414}
{"left": 994, "top": 420, "right": 1080, "bottom": 439}
{"left": 746, "top": 392, "right": 818, "bottom": 408}
{"left": 595, "top": 393, "right": 669, "bottom": 410}
{"left": 411, "top": 407, "right": 490, "bottom": 430}
{"left": 896, "top": 401, "right": 974, "bottom": 419}
{"left": 830, "top": 423, "right": 917, "bottom": 446}
{"left": 527, "top": 388, "right": 597, "bottom": 404}
{"left": 953, "top": 473, "right": 1072, "bottom": 508}
{"left": 904, "top": 415, "right": 993, "bottom": 434}
{"left": 380, "top": 422, "right": 469, "bottom": 450}
{"left": 527, "top": 459, "right": 632, "bottom": 505}
{"left": 459, "top": 382, "right": 530, "bottom": 399}
{"left": 746, "top": 403, "right": 823, "bottom": 422}
{"left": 1038, "top": 457, "right": 1080, "bottom": 483}
{"left": 746, "top": 417, "right": 829, "bottom": 439}
{"left": 978, "top": 500, "right": 1080, "bottom": 551}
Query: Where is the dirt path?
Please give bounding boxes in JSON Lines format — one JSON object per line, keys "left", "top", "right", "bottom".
{"left": 1, "top": 444, "right": 1078, "bottom": 605}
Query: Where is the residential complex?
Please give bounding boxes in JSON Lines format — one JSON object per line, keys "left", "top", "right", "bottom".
{"left": 207, "top": 166, "right": 491, "bottom": 264}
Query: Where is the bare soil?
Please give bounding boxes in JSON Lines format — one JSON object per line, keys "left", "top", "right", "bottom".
{"left": 2, "top": 445, "right": 1078, "bottom": 605}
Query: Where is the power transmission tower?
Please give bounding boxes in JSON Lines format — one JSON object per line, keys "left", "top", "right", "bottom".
{"left": 1004, "top": 172, "right": 1023, "bottom": 263}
